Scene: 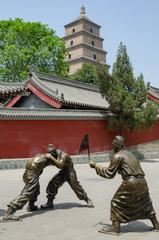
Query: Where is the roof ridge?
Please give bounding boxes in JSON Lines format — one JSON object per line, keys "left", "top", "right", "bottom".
{"left": 33, "top": 71, "right": 99, "bottom": 92}
{"left": 31, "top": 73, "right": 62, "bottom": 101}
{"left": 149, "top": 85, "right": 159, "bottom": 92}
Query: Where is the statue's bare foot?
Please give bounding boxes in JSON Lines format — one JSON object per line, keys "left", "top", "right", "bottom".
{"left": 85, "top": 198, "right": 94, "bottom": 208}
{"left": 153, "top": 224, "right": 159, "bottom": 232}
{"left": 1, "top": 214, "right": 22, "bottom": 222}
{"left": 98, "top": 224, "right": 120, "bottom": 236}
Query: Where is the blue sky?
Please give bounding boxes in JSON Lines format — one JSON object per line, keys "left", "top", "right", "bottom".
{"left": 0, "top": 0, "right": 159, "bottom": 87}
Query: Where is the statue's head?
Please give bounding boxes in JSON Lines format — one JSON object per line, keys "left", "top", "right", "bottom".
{"left": 112, "top": 135, "right": 124, "bottom": 152}
{"left": 47, "top": 144, "right": 58, "bottom": 158}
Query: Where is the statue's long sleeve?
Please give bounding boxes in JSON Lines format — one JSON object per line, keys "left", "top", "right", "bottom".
{"left": 95, "top": 155, "right": 121, "bottom": 179}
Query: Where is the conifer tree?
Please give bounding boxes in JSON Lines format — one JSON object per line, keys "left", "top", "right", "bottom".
{"left": 96, "top": 42, "right": 158, "bottom": 130}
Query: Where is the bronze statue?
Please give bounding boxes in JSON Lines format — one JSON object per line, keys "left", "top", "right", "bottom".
{"left": 89, "top": 135, "right": 159, "bottom": 235}
{"left": 3, "top": 145, "right": 63, "bottom": 221}
{"left": 41, "top": 144, "right": 94, "bottom": 209}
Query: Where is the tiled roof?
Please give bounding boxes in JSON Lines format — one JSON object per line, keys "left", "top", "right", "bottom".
{"left": 0, "top": 71, "right": 109, "bottom": 109}
{"left": 0, "top": 108, "right": 113, "bottom": 120}
{"left": 67, "top": 56, "right": 107, "bottom": 66}
{"left": 63, "top": 30, "right": 104, "bottom": 41}
{"left": 64, "top": 15, "right": 100, "bottom": 29}
{"left": 31, "top": 72, "right": 109, "bottom": 109}
{"left": 148, "top": 85, "right": 159, "bottom": 99}
{"left": 66, "top": 43, "right": 107, "bottom": 54}
{"left": 30, "top": 73, "right": 62, "bottom": 102}
{"left": 0, "top": 81, "right": 27, "bottom": 96}
{"left": 64, "top": 7, "right": 101, "bottom": 28}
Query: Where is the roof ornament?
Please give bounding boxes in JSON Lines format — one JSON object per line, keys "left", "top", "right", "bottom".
{"left": 29, "top": 65, "right": 35, "bottom": 78}
{"left": 147, "top": 81, "right": 150, "bottom": 90}
{"left": 80, "top": 5, "right": 86, "bottom": 15}
{"left": 61, "top": 93, "right": 64, "bottom": 100}
{"left": 29, "top": 71, "right": 32, "bottom": 79}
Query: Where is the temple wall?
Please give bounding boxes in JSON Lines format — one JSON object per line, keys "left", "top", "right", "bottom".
{"left": 0, "top": 119, "right": 117, "bottom": 158}
{"left": 123, "top": 122, "right": 159, "bottom": 146}
{"left": 0, "top": 119, "right": 159, "bottom": 159}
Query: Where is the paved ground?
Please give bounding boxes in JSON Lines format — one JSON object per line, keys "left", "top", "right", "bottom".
{"left": 0, "top": 161, "right": 159, "bottom": 240}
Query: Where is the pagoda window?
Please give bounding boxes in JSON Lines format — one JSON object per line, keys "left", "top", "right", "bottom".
{"left": 72, "top": 28, "right": 75, "bottom": 33}
{"left": 93, "top": 54, "right": 96, "bottom": 60}
{"left": 92, "top": 41, "right": 94, "bottom": 46}
{"left": 68, "top": 54, "right": 71, "bottom": 59}
{"left": 90, "top": 28, "right": 93, "bottom": 33}
{"left": 71, "top": 40, "right": 73, "bottom": 46}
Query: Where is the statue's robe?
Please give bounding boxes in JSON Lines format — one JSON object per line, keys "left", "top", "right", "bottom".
{"left": 95, "top": 150, "right": 155, "bottom": 223}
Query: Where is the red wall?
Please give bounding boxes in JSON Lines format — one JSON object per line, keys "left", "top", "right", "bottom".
{"left": 0, "top": 119, "right": 159, "bottom": 159}
{"left": 124, "top": 122, "right": 159, "bottom": 146}
{"left": 0, "top": 119, "right": 117, "bottom": 158}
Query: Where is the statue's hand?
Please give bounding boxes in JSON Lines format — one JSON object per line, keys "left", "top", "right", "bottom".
{"left": 89, "top": 161, "right": 96, "bottom": 168}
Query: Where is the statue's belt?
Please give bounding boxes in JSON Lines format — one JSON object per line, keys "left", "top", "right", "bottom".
{"left": 123, "top": 175, "right": 144, "bottom": 180}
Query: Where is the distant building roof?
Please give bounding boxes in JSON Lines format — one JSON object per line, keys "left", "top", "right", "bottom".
{"left": 147, "top": 84, "right": 159, "bottom": 104}
{"left": 31, "top": 72, "right": 109, "bottom": 109}
{"left": 0, "top": 71, "right": 109, "bottom": 110}
{"left": 0, "top": 81, "right": 27, "bottom": 97}
{"left": 64, "top": 6, "right": 101, "bottom": 28}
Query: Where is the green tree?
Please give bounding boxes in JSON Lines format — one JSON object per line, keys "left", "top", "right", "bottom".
{"left": 96, "top": 42, "right": 158, "bottom": 131}
{"left": 0, "top": 18, "right": 68, "bottom": 82}
{"left": 71, "top": 63, "right": 98, "bottom": 85}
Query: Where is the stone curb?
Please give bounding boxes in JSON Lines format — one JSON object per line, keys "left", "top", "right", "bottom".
{"left": 0, "top": 152, "right": 159, "bottom": 170}
{"left": 0, "top": 152, "right": 110, "bottom": 170}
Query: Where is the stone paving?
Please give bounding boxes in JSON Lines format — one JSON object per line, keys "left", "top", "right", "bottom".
{"left": 0, "top": 161, "right": 159, "bottom": 240}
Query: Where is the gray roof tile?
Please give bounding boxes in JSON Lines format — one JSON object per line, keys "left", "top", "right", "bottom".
{"left": 32, "top": 72, "right": 109, "bottom": 109}
{"left": 0, "top": 108, "right": 113, "bottom": 120}
{"left": 0, "top": 81, "right": 27, "bottom": 95}
{"left": 148, "top": 85, "right": 159, "bottom": 99}
{"left": 0, "top": 72, "right": 109, "bottom": 110}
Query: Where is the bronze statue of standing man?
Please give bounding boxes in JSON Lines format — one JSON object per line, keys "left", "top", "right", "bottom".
{"left": 89, "top": 135, "right": 159, "bottom": 235}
